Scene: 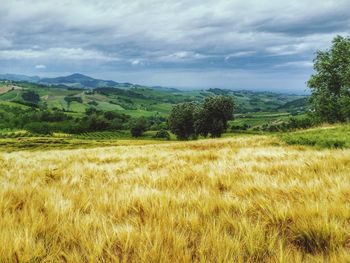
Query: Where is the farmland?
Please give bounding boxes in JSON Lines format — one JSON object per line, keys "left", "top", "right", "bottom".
{"left": 0, "top": 126, "right": 350, "bottom": 262}
{"left": 0, "top": 78, "right": 307, "bottom": 119}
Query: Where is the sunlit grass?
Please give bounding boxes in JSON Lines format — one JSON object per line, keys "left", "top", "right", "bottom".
{"left": 0, "top": 135, "right": 350, "bottom": 262}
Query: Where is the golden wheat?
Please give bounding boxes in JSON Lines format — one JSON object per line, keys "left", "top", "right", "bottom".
{"left": 0, "top": 136, "right": 350, "bottom": 262}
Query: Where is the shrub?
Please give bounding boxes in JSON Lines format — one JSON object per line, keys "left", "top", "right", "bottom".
{"left": 88, "top": 100, "right": 98, "bottom": 106}
{"left": 153, "top": 130, "right": 170, "bottom": 140}
{"left": 25, "top": 122, "right": 53, "bottom": 135}
{"left": 64, "top": 96, "right": 83, "bottom": 104}
{"left": 22, "top": 90, "right": 40, "bottom": 104}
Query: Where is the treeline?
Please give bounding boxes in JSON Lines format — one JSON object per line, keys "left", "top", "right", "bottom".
{"left": 231, "top": 116, "right": 315, "bottom": 133}
{"left": 0, "top": 106, "right": 166, "bottom": 136}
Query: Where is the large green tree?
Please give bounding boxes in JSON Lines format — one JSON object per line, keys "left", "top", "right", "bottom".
{"left": 195, "top": 96, "right": 234, "bottom": 137}
{"left": 168, "top": 102, "right": 198, "bottom": 140}
{"left": 168, "top": 96, "right": 234, "bottom": 140}
{"left": 308, "top": 36, "right": 350, "bottom": 123}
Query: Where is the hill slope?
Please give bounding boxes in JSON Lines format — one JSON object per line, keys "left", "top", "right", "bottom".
{"left": 0, "top": 80, "right": 307, "bottom": 117}
{"left": 40, "top": 73, "right": 122, "bottom": 88}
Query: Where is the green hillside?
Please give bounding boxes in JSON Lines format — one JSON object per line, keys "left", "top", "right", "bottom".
{"left": 0, "top": 79, "right": 307, "bottom": 120}
{"left": 0, "top": 81, "right": 305, "bottom": 116}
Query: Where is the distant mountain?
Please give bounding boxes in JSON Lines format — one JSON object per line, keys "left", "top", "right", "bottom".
{"left": 39, "top": 73, "right": 120, "bottom": 89}
{"left": 150, "top": 86, "right": 180, "bottom": 92}
{"left": 0, "top": 73, "right": 172, "bottom": 90}
{"left": 0, "top": 73, "right": 40, "bottom": 82}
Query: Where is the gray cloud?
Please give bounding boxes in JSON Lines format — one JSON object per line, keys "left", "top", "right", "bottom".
{"left": 0, "top": 0, "right": 349, "bottom": 92}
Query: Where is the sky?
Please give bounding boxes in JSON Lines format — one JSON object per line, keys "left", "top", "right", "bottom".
{"left": 0, "top": 0, "right": 350, "bottom": 93}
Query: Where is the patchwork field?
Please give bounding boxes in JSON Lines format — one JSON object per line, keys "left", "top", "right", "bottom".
{"left": 1, "top": 135, "right": 350, "bottom": 262}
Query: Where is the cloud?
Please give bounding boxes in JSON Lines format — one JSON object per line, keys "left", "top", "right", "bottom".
{"left": 0, "top": 0, "right": 349, "bottom": 92}
{"left": 274, "top": 61, "right": 313, "bottom": 68}
{"left": 130, "top": 59, "right": 143, "bottom": 65}
{"left": 35, "top": 64, "right": 46, "bottom": 69}
{"left": 158, "top": 51, "right": 207, "bottom": 62}
{"left": 225, "top": 51, "right": 256, "bottom": 60}
{"left": 0, "top": 48, "right": 118, "bottom": 61}
{"left": 0, "top": 37, "right": 12, "bottom": 48}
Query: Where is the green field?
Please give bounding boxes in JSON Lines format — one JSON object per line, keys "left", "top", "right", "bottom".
{"left": 229, "top": 112, "right": 308, "bottom": 131}
{"left": 281, "top": 124, "right": 350, "bottom": 149}
{"left": 0, "top": 123, "right": 349, "bottom": 152}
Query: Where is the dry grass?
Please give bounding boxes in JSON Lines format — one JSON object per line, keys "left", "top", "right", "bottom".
{"left": 1, "top": 136, "right": 350, "bottom": 262}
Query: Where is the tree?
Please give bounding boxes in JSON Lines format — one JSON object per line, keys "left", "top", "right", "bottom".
{"left": 308, "top": 36, "right": 350, "bottom": 123}
{"left": 130, "top": 117, "right": 149, "bottom": 137}
{"left": 85, "top": 114, "right": 110, "bottom": 131}
{"left": 168, "top": 102, "right": 198, "bottom": 140}
{"left": 22, "top": 90, "right": 40, "bottom": 104}
{"left": 195, "top": 96, "right": 234, "bottom": 137}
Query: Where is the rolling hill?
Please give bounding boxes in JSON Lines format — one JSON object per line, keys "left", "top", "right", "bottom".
{"left": 40, "top": 73, "right": 122, "bottom": 89}
{"left": 0, "top": 74, "right": 308, "bottom": 120}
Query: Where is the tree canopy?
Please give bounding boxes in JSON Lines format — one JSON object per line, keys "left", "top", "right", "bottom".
{"left": 195, "top": 96, "right": 234, "bottom": 138}
{"left": 168, "top": 96, "right": 234, "bottom": 140}
{"left": 308, "top": 36, "right": 350, "bottom": 123}
{"left": 168, "top": 102, "right": 198, "bottom": 140}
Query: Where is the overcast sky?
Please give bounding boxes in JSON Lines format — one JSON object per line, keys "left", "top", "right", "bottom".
{"left": 1, "top": 0, "right": 349, "bottom": 93}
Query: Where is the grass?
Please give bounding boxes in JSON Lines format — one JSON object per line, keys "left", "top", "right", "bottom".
{"left": 281, "top": 123, "right": 350, "bottom": 149}
{"left": 0, "top": 135, "right": 350, "bottom": 262}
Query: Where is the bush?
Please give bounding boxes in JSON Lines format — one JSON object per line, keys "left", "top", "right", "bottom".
{"left": 64, "top": 96, "right": 83, "bottom": 104}
{"left": 22, "top": 90, "right": 40, "bottom": 104}
{"left": 231, "top": 124, "right": 251, "bottom": 131}
{"left": 25, "top": 122, "right": 53, "bottom": 135}
{"left": 88, "top": 101, "right": 98, "bottom": 106}
{"left": 153, "top": 130, "right": 170, "bottom": 140}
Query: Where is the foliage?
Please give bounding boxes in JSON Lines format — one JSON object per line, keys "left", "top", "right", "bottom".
{"left": 168, "top": 102, "right": 198, "bottom": 140}
{"left": 259, "top": 116, "right": 315, "bottom": 132}
{"left": 195, "top": 96, "right": 234, "bottom": 137}
{"left": 88, "top": 100, "right": 98, "bottom": 106}
{"left": 130, "top": 117, "right": 149, "bottom": 137}
{"left": 64, "top": 96, "right": 83, "bottom": 104}
{"left": 0, "top": 105, "right": 133, "bottom": 135}
{"left": 24, "top": 122, "right": 53, "bottom": 135}
{"left": 169, "top": 96, "right": 234, "bottom": 139}
{"left": 308, "top": 36, "right": 350, "bottom": 123}
{"left": 21, "top": 90, "right": 40, "bottom": 104}
{"left": 153, "top": 129, "right": 171, "bottom": 140}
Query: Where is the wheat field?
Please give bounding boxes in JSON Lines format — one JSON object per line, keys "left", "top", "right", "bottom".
{"left": 1, "top": 136, "right": 350, "bottom": 262}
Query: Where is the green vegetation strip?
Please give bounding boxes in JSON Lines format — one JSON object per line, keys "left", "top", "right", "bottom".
{"left": 280, "top": 124, "right": 350, "bottom": 149}
{"left": 0, "top": 137, "right": 164, "bottom": 152}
